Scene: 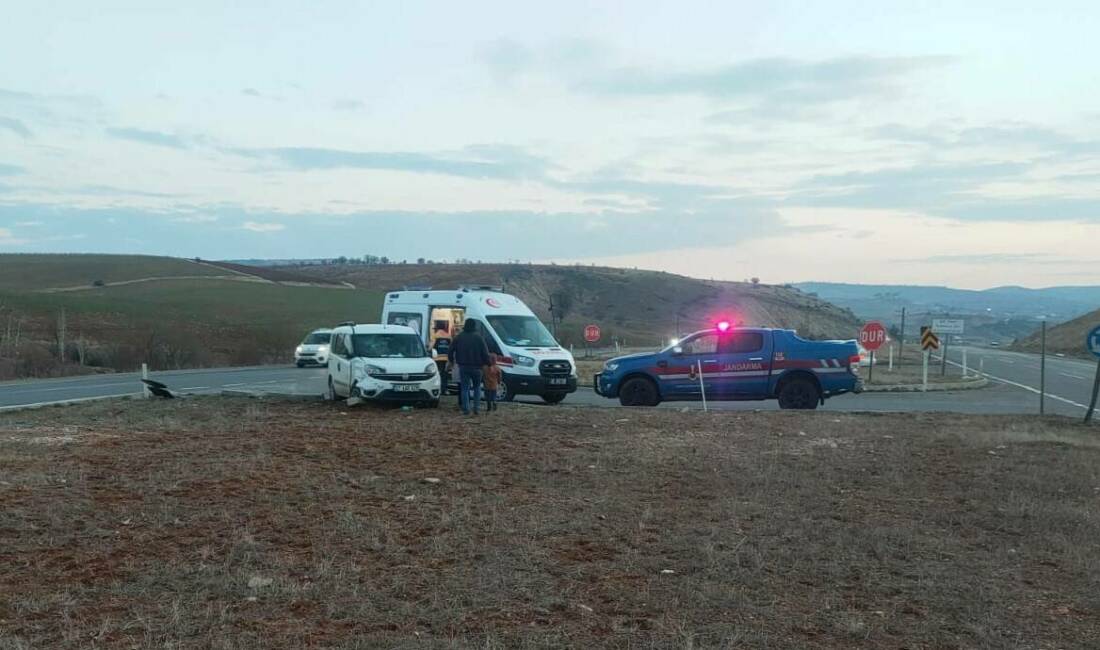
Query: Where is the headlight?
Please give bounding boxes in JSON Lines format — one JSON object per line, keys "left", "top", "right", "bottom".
{"left": 318, "top": 345, "right": 330, "bottom": 352}
{"left": 295, "top": 345, "right": 303, "bottom": 354}
{"left": 423, "top": 362, "right": 437, "bottom": 375}
{"left": 513, "top": 354, "right": 536, "bottom": 367}
{"left": 363, "top": 364, "right": 385, "bottom": 377}
{"left": 604, "top": 362, "right": 619, "bottom": 372}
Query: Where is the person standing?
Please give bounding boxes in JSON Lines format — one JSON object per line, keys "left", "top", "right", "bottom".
{"left": 448, "top": 320, "right": 491, "bottom": 415}
{"left": 483, "top": 353, "right": 502, "bottom": 412}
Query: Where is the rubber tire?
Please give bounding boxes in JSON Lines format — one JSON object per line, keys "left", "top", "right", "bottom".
{"left": 296, "top": 360, "right": 305, "bottom": 368}
{"left": 498, "top": 382, "right": 515, "bottom": 402}
{"left": 541, "top": 392, "right": 567, "bottom": 404}
{"left": 777, "top": 377, "right": 820, "bottom": 410}
{"left": 326, "top": 376, "right": 338, "bottom": 401}
{"left": 424, "top": 399, "right": 440, "bottom": 409}
{"left": 618, "top": 377, "right": 659, "bottom": 407}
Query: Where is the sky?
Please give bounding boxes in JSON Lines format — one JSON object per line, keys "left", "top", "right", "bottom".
{"left": 1, "top": 0, "right": 1098, "bottom": 289}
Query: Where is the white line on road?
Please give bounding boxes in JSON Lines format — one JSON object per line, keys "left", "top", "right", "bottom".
{"left": 179, "top": 386, "right": 210, "bottom": 390}
{"left": 1060, "top": 373, "right": 1087, "bottom": 380}
{"left": 943, "top": 358, "right": 1089, "bottom": 411}
{"left": 223, "top": 383, "right": 247, "bottom": 387}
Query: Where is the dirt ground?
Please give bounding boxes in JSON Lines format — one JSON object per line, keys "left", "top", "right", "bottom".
{"left": 2, "top": 398, "right": 1098, "bottom": 649}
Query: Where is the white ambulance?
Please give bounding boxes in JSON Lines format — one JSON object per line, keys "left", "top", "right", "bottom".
{"left": 381, "top": 287, "right": 578, "bottom": 403}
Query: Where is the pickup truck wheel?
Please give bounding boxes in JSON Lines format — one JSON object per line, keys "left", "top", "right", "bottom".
{"left": 619, "top": 377, "right": 659, "bottom": 407}
{"left": 778, "top": 377, "right": 819, "bottom": 410}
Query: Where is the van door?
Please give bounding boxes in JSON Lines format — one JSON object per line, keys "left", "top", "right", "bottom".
{"left": 718, "top": 330, "right": 772, "bottom": 397}
{"left": 330, "top": 333, "right": 352, "bottom": 396}
{"left": 385, "top": 308, "right": 428, "bottom": 342}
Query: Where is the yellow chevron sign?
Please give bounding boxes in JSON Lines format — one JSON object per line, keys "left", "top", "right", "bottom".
{"left": 921, "top": 327, "right": 940, "bottom": 351}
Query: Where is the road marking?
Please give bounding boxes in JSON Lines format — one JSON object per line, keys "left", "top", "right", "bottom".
{"left": 1000, "top": 359, "right": 1015, "bottom": 365}
{"left": 943, "top": 358, "right": 1088, "bottom": 411}
{"left": 0, "top": 393, "right": 143, "bottom": 412}
{"left": 1060, "top": 373, "right": 1087, "bottom": 380}
{"left": 10, "top": 382, "right": 137, "bottom": 394}
{"left": 179, "top": 386, "right": 209, "bottom": 390}
{"left": 223, "top": 382, "right": 247, "bottom": 387}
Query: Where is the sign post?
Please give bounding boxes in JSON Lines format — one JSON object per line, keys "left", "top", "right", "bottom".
{"left": 1084, "top": 325, "right": 1100, "bottom": 424}
{"left": 920, "top": 326, "right": 940, "bottom": 392}
{"left": 584, "top": 324, "right": 601, "bottom": 359}
{"left": 859, "top": 321, "right": 887, "bottom": 383}
{"left": 932, "top": 319, "right": 964, "bottom": 377}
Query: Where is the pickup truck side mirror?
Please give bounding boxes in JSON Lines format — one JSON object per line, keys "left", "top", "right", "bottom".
{"left": 672, "top": 346, "right": 684, "bottom": 356}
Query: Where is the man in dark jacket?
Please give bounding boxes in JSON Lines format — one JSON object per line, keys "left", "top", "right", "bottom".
{"left": 448, "top": 319, "right": 491, "bottom": 415}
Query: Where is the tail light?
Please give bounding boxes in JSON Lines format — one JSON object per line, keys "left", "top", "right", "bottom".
{"left": 848, "top": 354, "right": 861, "bottom": 373}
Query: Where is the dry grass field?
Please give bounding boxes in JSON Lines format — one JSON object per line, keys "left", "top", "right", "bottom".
{"left": 2, "top": 398, "right": 1098, "bottom": 648}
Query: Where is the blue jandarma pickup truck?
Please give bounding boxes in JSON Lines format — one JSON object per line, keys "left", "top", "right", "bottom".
{"left": 594, "top": 323, "right": 863, "bottom": 409}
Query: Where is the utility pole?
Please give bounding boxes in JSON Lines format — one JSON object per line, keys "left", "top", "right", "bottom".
{"left": 1039, "top": 320, "right": 1046, "bottom": 415}
{"left": 898, "top": 307, "right": 906, "bottom": 362}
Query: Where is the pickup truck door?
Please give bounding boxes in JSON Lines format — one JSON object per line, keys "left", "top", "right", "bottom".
{"left": 663, "top": 333, "right": 725, "bottom": 398}
{"left": 717, "top": 330, "right": 772, "bottom": 396}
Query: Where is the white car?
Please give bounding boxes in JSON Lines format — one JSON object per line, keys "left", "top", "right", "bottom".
{"left": 326, "top": 323, "right": 441, "bottom": 407}
{"left": 295, "top": 329, "right": 332, "bottom": 367}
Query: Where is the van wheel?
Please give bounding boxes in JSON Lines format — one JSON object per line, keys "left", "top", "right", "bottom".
{"left": 424, "top": 399, "right": 440, "bottom": 409}
{"left": 777, "top": 377, "right": 819, "bottom": 410}
{"left": 619, "top": 377, "right": 659, "bottom": 407}
{"left": 541, "top": 393, "right": 566, "bottom": 405}
{"left": 326, "top": 377, "right": 338, "bottom": 401}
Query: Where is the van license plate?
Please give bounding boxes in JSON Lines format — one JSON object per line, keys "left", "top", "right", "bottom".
{"left": 548, "top": 378, "right": 567, "bottom": 385}
{"left": 394, "top": 384, "right": 419, "bottom": 392}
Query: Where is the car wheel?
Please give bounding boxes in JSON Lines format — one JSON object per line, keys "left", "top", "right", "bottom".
{"left": 296, "top": 360, "right": 305, "bottom": 368}
{"left": 777, "top": 377, "right": 820, "bottom": 410}
{"left": 541, "top": 393, "right": 567, "bottom": 404}
{"left": 618, "top": 377, "right": 659, "bottom": 407}
{"left": 326, "top": 376, "right": 338, "bottom": 401}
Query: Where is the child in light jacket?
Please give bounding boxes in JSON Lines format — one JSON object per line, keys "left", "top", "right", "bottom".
{"left": 483, "top": 353, "right": 502, "bottom": 412}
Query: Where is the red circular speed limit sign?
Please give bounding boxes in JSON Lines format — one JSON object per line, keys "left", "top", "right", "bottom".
{"left": 859, "top": 321, "right": 888, "bottom": 351}
{"left": 584, "top": 324, "right": 601, "bottom": 343}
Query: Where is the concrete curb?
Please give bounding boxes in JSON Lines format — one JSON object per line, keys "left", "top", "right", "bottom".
{"left": 0, "top": 393, "right": 143, "bottom": 413}
{"left": 864, "top": 377, "right": 990, "bottom": 393}
{"left": 220, "top": 389, "right": 323, "bottom": 401}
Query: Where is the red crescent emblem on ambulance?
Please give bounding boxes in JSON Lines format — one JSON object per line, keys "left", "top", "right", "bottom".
{"left": 485, "top": 298, "right": 501, "bottom": 308}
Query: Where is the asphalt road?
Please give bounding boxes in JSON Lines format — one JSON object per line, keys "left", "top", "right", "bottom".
{"left": 1, "top": 347, "right": 1096, "bottom": 418}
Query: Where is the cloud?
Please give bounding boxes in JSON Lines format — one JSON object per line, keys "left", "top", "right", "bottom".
{"left": 871, "top": 121, "right": 1100, "bottom": 158}
{"left": 898, "top": 253, "right": 1063, "bottom": 265}
{"left": 234, "top": 143, "right": 552, "bottom": 180}
{"left": 479, "top": 38, "right": 535, "bottom": 84}
{"left": 105, "top": 127, "right": 188, "bottom": 149}
{"left": 0, "top": 116, "right": 31, "bottom": 138}
{"left": 576, "top": 55, "right": 952, "bottom": 101}
{"left": 0, "top": 163, "right": 24, "bottom": 176}
{"left": 332, "top": 98, "right": 366, "bottom": 111}
{"left": 241, "top": 87, "right": 262, "bottom": 97}
{"left": 242, "top": 221, "right": 285, "bottom": 232}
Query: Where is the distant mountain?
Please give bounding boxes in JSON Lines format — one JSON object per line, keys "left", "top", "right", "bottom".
{"left": 793, "top": 282, "right": 1100, "bottom": 345}
{"left": 1014, "top": 307, "right": 1100, "bottom": 359}
{"left": 794, "top": 282, "right": 1100, "bottom": 321}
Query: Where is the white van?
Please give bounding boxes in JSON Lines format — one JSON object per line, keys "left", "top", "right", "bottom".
{"left": 325, "top": 323, "right": 441, "bottom": 407}
{"left": 381, "top": 287, "right": 578, "bottom": 403}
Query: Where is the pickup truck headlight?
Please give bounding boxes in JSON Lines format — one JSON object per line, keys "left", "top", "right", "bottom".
{"left": 604, "top": 362, "right": 620, "bottom": 372}
{"left": 423, "top": 362, "right": 437, "bottom": 375}
{"left": 513, "top": 354, "right": 536, "bottom": 367}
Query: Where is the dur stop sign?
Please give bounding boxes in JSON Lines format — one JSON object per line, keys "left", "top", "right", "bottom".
{"left": 584, "top": 324, "right": 601, "bottom": 343}
{"left": 859, "top": 321, "right": 888, "bottom": 351}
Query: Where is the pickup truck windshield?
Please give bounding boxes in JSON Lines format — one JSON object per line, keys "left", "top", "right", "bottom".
{"left": 487, "top": 315, "right": 557, "bottom": 347}
{"left": 351, "top": 333, "right": 428, "bottom": 358}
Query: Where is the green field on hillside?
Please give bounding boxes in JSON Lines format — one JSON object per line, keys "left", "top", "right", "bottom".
{"left": 0, "top": 279, "right": 382, "bottom": 376}
{"left": 0, "top": 254, "right": 230, "bottom": 290}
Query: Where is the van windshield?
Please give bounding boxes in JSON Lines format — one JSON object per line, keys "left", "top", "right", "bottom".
{"left": 486, "top": 315, "right": 557, "bottom": 348}
{"left": 351, "top": 334, "right": 428, "bottom": 358}
{"left": 302, "top": 332, "right": 331, "bottom": 345}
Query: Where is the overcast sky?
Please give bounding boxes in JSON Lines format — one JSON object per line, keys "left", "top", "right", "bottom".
{"left": 1, "top": 1, "right": 1098, "bottom": 288}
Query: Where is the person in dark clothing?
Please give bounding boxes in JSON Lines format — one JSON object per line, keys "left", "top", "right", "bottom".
{"left": 448, "top": 320, "right": 491, "bottom": 415}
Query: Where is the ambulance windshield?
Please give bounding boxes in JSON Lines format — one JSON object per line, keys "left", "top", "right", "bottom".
{"left": 486, "top": 315, "right": 557, "bottom": 348}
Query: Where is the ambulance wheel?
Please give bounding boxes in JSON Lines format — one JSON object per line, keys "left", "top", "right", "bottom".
{"left": 777, "top": 377, "right": 819, "bottom": 410}
{"left": 541, "top": 393, "right": 567, "bottom": 404}
{"left": 619, "top": 377, "right": 659, "bottom": 407}
{"left": 497, "top": 383, "right": 514, "bottom": 402}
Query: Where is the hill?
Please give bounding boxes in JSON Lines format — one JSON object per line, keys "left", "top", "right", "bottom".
{"left": 0, "top": 254, "right": 379, "bottom": 379}
{"left": 296, "top": 263, "right": 863, "bottom": 346}
{"left": 0, "top": 253, "right": 232, "bottom": 291}
{"left": 1013, "top": 308, "right": 1100, "bottom": 359}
